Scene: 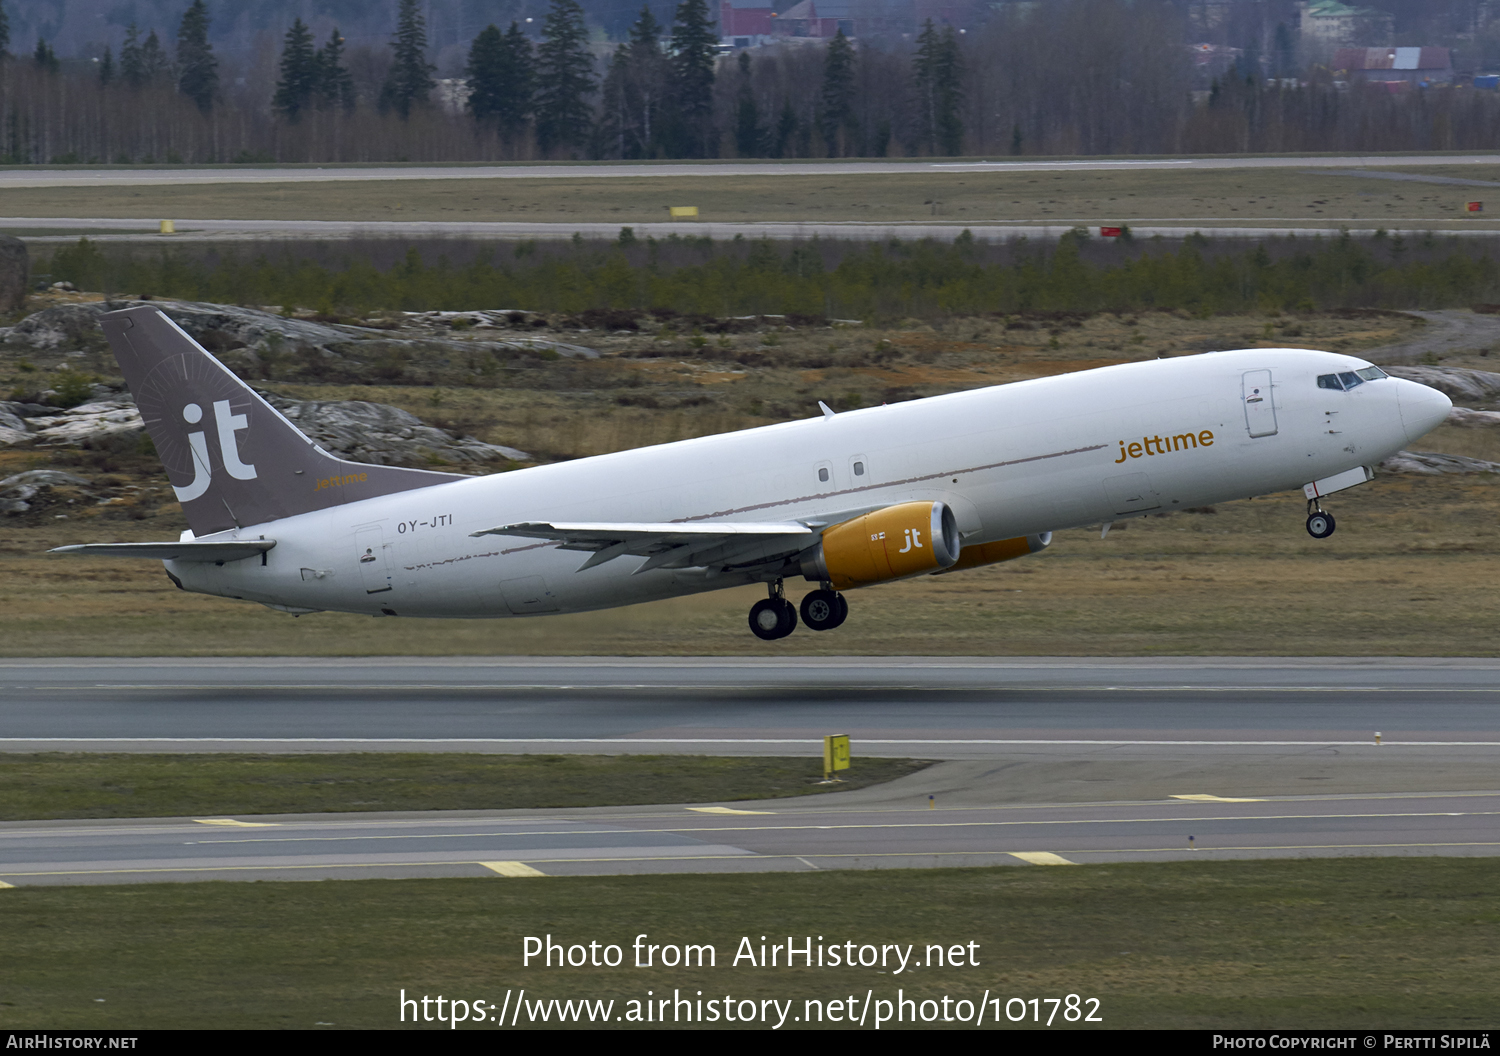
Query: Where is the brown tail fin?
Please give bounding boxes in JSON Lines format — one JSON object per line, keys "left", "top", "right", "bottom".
{"left": 101, "top": 305, "right": 466, "bottom": 535}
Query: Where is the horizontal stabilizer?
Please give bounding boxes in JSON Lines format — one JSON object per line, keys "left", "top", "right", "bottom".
{"left": 471, "top": 520, "right": 815, "bottom": 573}
{"left": 50, "top": 539, "right": 276, "bottom": 563}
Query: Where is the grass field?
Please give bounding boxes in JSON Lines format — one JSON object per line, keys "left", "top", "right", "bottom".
{"left": 6, "top": 472, "right": 1500, "bottom": 657}
{"left": 0, "top": 754, "right": 930, "bottom": 820}
{"left": 6, "top": 165, "right": 1500, "bottom": 228}
{"left": 3, "top": 298, "right": 1492, "bottom": 657}
{"left": 1, "top": 858, "right": 1495, "bottom": 1029}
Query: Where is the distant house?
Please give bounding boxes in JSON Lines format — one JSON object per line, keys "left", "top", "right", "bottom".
{"left": 1298, "top": 1, "right": 1394, "bottom": 48}
{"left": 771, "top": 0, "right": 854, "bottom": 38}
{"left": 720, "top": 0, "right": 776, "bottom": 45}
{"left": 1332, "top": 47, "right": 1454, "bottom": 86}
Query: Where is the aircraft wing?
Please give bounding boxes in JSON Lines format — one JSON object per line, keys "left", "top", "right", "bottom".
{"left": 470, "top": 520, "right": 815, "bottom": 573}
{"left": 50, "top": 540, "right": 277, "bottom": 562}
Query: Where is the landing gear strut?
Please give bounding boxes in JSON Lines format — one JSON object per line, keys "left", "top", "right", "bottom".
{"left": 1306, "top": 499, "right": 1336, "bottom": 539}
{"left": 800, "top": 585, "right": 848, "bottom": 631}
{"left": 749, "top": 580, "right": 799, "bottom": 640}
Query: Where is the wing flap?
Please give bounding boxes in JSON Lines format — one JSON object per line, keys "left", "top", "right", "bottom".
{"left": 470, "top": 520, "right": 815, "bottom": 572}
{"left": 50, "top": 540, "right": 276, "bottom": 563}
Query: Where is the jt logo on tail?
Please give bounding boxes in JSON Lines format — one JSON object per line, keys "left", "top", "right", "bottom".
{"left": 175, "top": 399, "right": 257, "bottom": 501}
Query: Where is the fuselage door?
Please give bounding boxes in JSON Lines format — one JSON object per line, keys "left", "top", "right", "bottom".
{"left": 1242, "top": 370, "right": 1278, "bottom": 438}
{"left": 355, "top": 525, "right": 394, "bottom": 594}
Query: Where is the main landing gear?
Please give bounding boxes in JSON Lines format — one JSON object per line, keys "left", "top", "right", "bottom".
{"left": 1306, "top": 499, "right": 1337, "bottom": 539}
{"left": 748, "top": 581, "right": 847, "bottom": 640}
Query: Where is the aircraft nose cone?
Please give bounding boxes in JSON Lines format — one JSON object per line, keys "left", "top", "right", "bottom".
{"left": 1396, "top": 379, "right": 1452, "bottom": 443}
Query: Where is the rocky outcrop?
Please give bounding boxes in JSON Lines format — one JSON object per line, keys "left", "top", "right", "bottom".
{"left": 28, "top": 399, "right": 145, "bottom": 447}
{"left": 0, "top": 469, "right": 90, "bottom": 514}
{"left": 1384, "top": 366, "right": 1500, "bottom": 407}
{"left": 0, "top": 298, "right": 599, "bottom": 367}
{"left": 0, "top": 389, "right": 530, "bottom": 467}
{"left": 259, "top": 393, "right": 530, "bottom": 466}
{"left": 1444, "top": 406, "right": 1500, "bottom": 428}
{"left": 1379, "top": 450, "right": 1500, "bottom": 475}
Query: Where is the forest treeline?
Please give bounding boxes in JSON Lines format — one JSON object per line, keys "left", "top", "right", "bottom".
{"left": 40, "top": 231, "right": 1500, "bottom": 319}
{"left": 5, "top": 0, "right": 1500, "bottom": 164}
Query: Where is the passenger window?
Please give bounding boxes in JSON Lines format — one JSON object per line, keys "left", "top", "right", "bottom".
{"left": 853, "top": 462, "right": 865, "bottom": 476}
{"left": 1317, "top": 374, "right": 1344, "bottom": 390}
{"left": 818, "top": 467, "right": 829, "bottom": 482}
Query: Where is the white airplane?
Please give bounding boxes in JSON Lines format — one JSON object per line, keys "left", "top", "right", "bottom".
{"left": 54, "top": 306, "right": 1451, "bottom": 640}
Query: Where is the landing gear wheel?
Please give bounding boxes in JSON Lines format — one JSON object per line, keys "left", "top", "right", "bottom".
{"left": 749, "top": 597, "right": 798, "bottom": 640}
{"left": 1306, "top": 511, "right": 1336, "bottom": 539}
{"left": 800, "top": 589, "right": 848, "bottom": 631}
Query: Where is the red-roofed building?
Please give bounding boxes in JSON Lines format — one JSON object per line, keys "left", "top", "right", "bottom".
{"left": 1332, "top": 46, "right": 1453, "bottom": 85}
{"left": 721, "top": 0, "right": 776, "bottom": 41}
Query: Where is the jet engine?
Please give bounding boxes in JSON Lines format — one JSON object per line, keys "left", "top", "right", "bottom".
{"left": 935, "top": 532, "right": 1052, "bottom": 574}
{"left": 800, "top": 501, "right": 961, "bottom": 590}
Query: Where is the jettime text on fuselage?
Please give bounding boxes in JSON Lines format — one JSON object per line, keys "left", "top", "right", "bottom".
{"left": 1114, "top": 429, "right": 1215, "bottom": 463}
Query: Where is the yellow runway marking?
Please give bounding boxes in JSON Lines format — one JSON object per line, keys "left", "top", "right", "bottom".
{"left": 1010, "top": 852, "right": 1078, "bottom": 866}
{"left": 688, "top": 807, "right": 774, "bottom": 815}
{"left": 193, "top": 819, "right": 278, "bottom": 827}
{"left": 480, "top": 861, "right": 546, "bottom": 877}
{"left": 1172, "top": 794, "right": 1267, "bottom": 802}
{"left": 0, "top": 880, "right": 14, "bottom": 888}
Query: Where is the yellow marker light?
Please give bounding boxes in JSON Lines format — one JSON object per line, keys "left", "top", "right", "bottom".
{"left": 823, "top": 734, "right": 850, "bottom": 780}
{"left": 158, "top": 219, "right": 176, "bottom": 235}
{"left": 668, "top": 206, "right": 699, "bottom": 218}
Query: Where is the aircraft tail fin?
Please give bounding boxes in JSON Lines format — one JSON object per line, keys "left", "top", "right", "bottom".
{"left": 100, "top": 305, "right": 466, "bottom": 536}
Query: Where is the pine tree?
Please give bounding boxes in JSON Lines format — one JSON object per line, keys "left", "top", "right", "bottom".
{"left": 913, "top": 20, "right": 962, "bottom": 156}
{"left": 273, "top": 19, "right": 319, "bottom": 122}
{"left": 177, "top": 0, "right": 218, "bottom": 113}
{"left": 819, "top": 30, "right": 855, "bottom": 157}
{"left": 33, "top": 39, "right": 59, "bottom": 74}
{"left": 664, "top": 0, "right": 717, "bottom": 158}
{"left": 139, "top": 30, "right": 170, "bottom": 85}
{"left": 733, "top": 51, "right": 762, "bottom": 158}
{"left": 772, "top": 98, "right": 796, "bottom": 159}
{"left": 465, "top": 24, "right": 525, "bottom": 131}
{"left": 534, "top": 0, "right": 596, "bottom": 157}
{"left": 379, "top": 0, "right": 437, "bottom": 120}
{"left": 120, "top": 24, "right": 146, "bottom": 88}
{"left": 315, "top": 29, "right": 356, "bottom": 112}
{"left": 596, "top": 7, "right": 668, "bottom": 159}
{"left": 98, "top": 46, "right": 114, "bottom": 86}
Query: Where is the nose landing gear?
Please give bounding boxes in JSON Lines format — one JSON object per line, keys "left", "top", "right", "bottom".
{"left": 1306, "top": 499, "right": 1336, "bottom": 539}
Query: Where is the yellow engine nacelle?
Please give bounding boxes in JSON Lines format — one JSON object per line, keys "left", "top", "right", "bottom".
{"left": 800, "top": 501, "right": 961, "bottom": 590}
{"left": 935, "top": 532, "right": 1052, "bottom": 574}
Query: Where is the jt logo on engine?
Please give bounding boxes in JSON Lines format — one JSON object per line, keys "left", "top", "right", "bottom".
{"left": 899, "top": 528, "right": 924, "bottom": 553}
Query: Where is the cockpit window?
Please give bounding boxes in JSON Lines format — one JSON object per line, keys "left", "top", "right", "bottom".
{"left": 1318, "top": 368, "right": 1386, "bottom": 390}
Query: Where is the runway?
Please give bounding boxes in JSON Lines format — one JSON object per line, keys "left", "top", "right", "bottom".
{"left": 2, "top": 788, "right": 1496, "bottom": 886}
{"left": 3, "top": 657, "right": 1499, "bottom": 750}
{"left": 0, "top": 154, "right": 1497, "bottom": 188}
{"left": 5, "top": 656, "right": 1498, "bottom": 883}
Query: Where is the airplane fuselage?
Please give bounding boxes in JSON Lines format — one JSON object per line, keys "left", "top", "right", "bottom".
{"left": 167, "top": 348, "right": 1449, "bottom": 620}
